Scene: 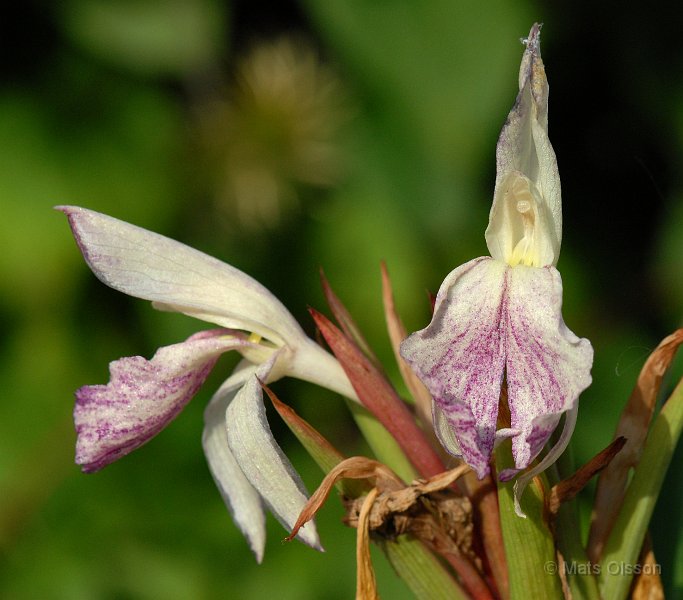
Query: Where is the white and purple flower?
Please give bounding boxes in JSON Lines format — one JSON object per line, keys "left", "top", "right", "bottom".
{"left": 400, "top": 24, "right": 593, "bottom": 514}
{"left": 59, "top": 205, "right": 356, "bottom": 560}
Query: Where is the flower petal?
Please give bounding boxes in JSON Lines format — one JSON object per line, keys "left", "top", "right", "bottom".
{"left": 226, "top": 354, "right": 322, "bottom": 550}
{"left": 485, "top": 23, "right": 561, "bottom": 268}
{"left": 401, "top": 258, "right": 592, "bottom": 480}
{"left": 202, "top": 363, "right": 267, "bottom": 562}
{"left": 400, "top": 258, "right": 507, "bottom": 478}
{"left": 511, "top": 399, "right": 579, "bottom": 518}
{"left": 57, "top": 206, "right": 304, "bottom": 345}
{"left": 505, "top": 265, "right": 593, "bottom": 470}
{"left": 75, "top": 329, "right": 244, "bottom": 472}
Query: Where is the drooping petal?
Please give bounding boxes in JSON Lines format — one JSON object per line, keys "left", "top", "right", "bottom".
{"left": 57, "top": 206, "right": 305, "bottom": 345}
{"left": 485, "top": 23, "right": 561, "bottom": 268}
{"left": 504, "top": 265, "right": 593, "bottom": 471}
{"left": 75, "top": 329, "right": 245, "bottom": 472}
{"left": 400, "top": 257, "right": 507, "bottom": 478}
{"left": 511, "top": 399, "right": 579, "bottom": 518}
{"left": 202, "top": 362, "right": 267, "bottom": 562}
{"left": 226, "top": 354, "right": 322, "bottom": 550}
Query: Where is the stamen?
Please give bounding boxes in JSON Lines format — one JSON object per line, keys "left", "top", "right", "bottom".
{"left": 516, "top": 199, "right": 531, "bottom": 214}
{"left": 248, "top": 332, "right": 263, "bottom": 344}
{"left": 507, "top": 175, "right": 540, "bottom": 267}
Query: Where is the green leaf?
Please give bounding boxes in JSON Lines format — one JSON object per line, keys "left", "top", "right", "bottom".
{"left": 599, "top": 376, "right": 683, "bottom": 599}
{"left": 345, "top": 400, "right": 417, "bottom": 484}
{"left": 62, "top": 0, "right": 226, "bottom": 76}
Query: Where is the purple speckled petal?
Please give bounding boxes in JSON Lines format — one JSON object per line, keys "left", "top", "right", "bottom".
{"left": 401, "top": 258, "right": 592, "bottom": 480}
{"left": 505, "top": 265, "right": 593, "bottom": 470}
{"left": 75, "top": 329, "right": 248, "bottom": 472}
{"left": 57, "top": 206, "right": 305, "bottom": 346}
{"left": 226, "top": 354, "right": 322, "bottom": 550}
{"left": 400, "top": 257, "right": 507, "bottom": 478}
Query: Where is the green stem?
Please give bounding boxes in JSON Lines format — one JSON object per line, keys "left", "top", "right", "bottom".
{"left": 548, "top": 446, "right": 600, "bottom": 600}
{"left": 382, "top": 537, "right": 468, "bottom": 600}
{"left": 495, "top": 444, "right": 563, "bottom": 599}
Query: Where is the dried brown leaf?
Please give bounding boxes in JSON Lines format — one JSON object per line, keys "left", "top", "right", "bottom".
{"left": 356, "top": 488, "right": 380, "bottom": 600}
{"left": 632, "top": 535, "right": 665, "bottom": 600}
{"left": 588, "top": 329, "right": 683, "bottom": 561}
{"left": 548, "top": 436, "right": 627, "bottom": 516}
{"left": 285, "top": 456, "right": 404, "bottom": 542}
{"left": 380, "top": 262, "right": 433, "bottom": 430}
{"left": 320, "top": 268, "right": 381, "bottom": 369}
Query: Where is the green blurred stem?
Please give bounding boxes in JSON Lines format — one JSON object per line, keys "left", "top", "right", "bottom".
{"left": 346, "top": 399, "right": 417, "bottom": 483}
{"left": 382, "top": 537, "right": 468, "bottom": 600}
{"left": 495, "top": 443, "right": 563, "bottom": 599}
{"left": 599, "top": 376, "right": 683, "bottom": 600}
{"left": 548, "top": 446, "right": 600, "bottom": 600}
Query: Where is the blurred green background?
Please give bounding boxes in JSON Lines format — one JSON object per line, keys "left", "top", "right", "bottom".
{"left": 1, "top": 1, "right": 682, "bottom": 598}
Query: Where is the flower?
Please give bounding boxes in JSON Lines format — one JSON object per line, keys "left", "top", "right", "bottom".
{"left": 58, "top": 205, "right": 356, "bottom": 560}
{"left": 399, "top": 25, "right": 593, "bottom": 512}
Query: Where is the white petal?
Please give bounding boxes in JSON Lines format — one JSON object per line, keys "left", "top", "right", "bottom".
{"left": 58, "top": 206, "right": 305, "bottom": 345}
{"left": 202, "top": 364, "right": 267, "bottom": 562}
{"left": 226, "top": 355, "right": 322, "bottom": 550}
{"left": 74, "top": 329, "right": 242, "bottom": 472}
{"left": 505, "top": 266, "right": 593, "bottom": 470}
{"left": 400, "top": 257, "right": 507, "bottom": 478}
{"left": 485, "top": 24, "right": 561, "bottom": 267}
{"left": 285, "top": 337, "right": 358, "bottom": 401}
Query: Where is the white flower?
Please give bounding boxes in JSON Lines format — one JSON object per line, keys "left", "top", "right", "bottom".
{"left": 400, "top": 24, "right": 593, "bottom": 515}
{"left": 59, "top": 205, "right": 356, "bottom": 560}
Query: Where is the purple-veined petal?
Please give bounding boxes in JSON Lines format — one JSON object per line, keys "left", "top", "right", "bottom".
{"left": 202, "top": 362, "right": 267, "bottom": 562}
{"left": 504, "top": 265, "right": 592, "bottom": 471}
{"left": 401, "top": 258, "right": 592, "bottom": 481}
{"left": 57, "top": 206, "right": 305, "bottom": 345}
{"left": 226, "top": 354, "right": 322, "bottom": 550}
{"left": 75, "top": 329, "right": 246, "bottom": 472}
{"left": 485, "top": 23, "right": 561, "bottom": 268}
{"left": 400, "top": 257, "right": 507, "bottom": 478}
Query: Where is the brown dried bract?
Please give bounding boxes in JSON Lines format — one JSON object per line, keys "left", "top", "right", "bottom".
{"left": 588, "top": 328, "right": 683, "bottom": 561}
{"left": 547, "top": 436, "right": 627, "bottom": 517}
{"left": 287, "top": 457, "right": 475, "bottom": 565}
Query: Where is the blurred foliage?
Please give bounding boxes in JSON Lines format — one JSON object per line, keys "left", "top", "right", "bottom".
{"left": 1, "top": 0, "right": 682, "bottom": 598}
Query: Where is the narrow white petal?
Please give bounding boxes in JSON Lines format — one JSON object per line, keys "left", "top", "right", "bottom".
{"left": 432, "top": 403, "right": 462, "bottom": 457}
{"left": 202, "top": 364, "right": 267, "bottom": 562}
{"left": 75, "top": 330, "right": 242, "bottom": 472}
{"left": 485, "top": 23, "right": 561, "bottom": 267}
{"left": 58, "top": 206, "right": 305, "bottom": 345}
{"left": 226, "top": 356, "right": 322, "bottom": 550}
{"left": 511, "top": 400, "right": 579, "bottom": 518}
